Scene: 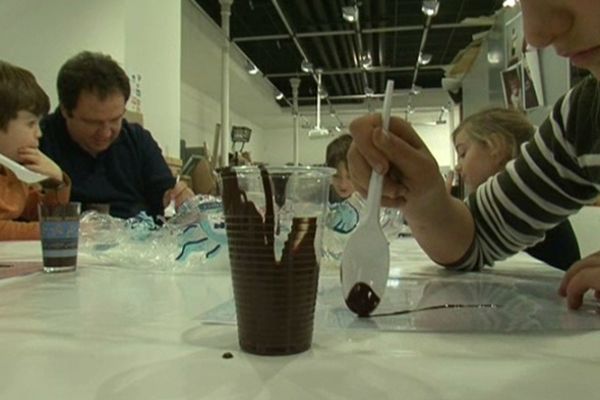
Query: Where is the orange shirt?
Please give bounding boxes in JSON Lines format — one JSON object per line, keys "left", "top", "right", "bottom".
{"left": 0, "top": 166, "right": 71, "bottom": 241}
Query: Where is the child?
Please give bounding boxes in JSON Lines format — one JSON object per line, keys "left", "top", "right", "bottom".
{"left": 347, "top": 0, "right": 600, "bottom": 310}
{"left": 450, "top": 107, "right": 579, "bottom": 270}
{"left": 0, "top": 60, "right": 71, "bottom": 240}
{"left": 325, "top": 134, "right": 355, "bottom": 203}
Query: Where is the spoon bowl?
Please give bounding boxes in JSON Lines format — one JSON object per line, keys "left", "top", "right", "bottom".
{"left": 341, "top": 172, "right": 390, "bottom": 316}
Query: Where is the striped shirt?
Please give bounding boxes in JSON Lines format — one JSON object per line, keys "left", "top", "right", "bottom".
{"left": 457, "top": 77, "right": 600, "bottom": 270}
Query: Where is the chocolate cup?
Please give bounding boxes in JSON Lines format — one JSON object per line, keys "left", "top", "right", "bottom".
{"left": 228, "top": 220, "right": 319, "bottom": 355}
{"left": 221, "top": 167, "right": 328, "bottom": 356}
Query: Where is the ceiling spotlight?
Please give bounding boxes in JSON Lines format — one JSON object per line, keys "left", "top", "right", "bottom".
{"left": 335, "top": 125, "right": 342, "bottom": 132}
{"left": 319, "top": 89, "right": 328, "bottom": 100}
{"left": 487, "top": 50, "right": 502, "bottom": 64}
{"left": 361, "top": 52, "right": 373, "bottom": 70}
{"left": 421, "top": 0, "right": 439, "bottom": 17}
{"left": 411, "top": 84, "right": 422, "bottom": 95}
{"left": 342, "top": 5, "right": 359, "bottom": 23}
{"left": 502, "top": 0, "right": 519, "bottom": 7}
{"left": 275, "top": 91, "right": 284, "bottom": 100}
{"left": 364, "top": 87, "right": 374, "bottom": 97}
{"left": 407, "top": 105, "right": 415, "bottom": 114}
{"left": 301, "top": 60, "right": 314, "bottom": 73}
{"left": 418, "top": 52, "right": 432, "bottom": 65}
{"left": 246, "top": 61, "right": 259, "bottom": 75}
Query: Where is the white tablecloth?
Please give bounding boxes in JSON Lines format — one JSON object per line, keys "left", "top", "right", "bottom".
{"left": 0, "top": 239, "right": 599, "bottom": 399}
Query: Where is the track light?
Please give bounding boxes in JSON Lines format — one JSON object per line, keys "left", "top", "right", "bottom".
{"left": 411, "top": 84, "right": 422, "bottom": 95}
{"left": 418, "top": 52, "right": 432, "bottom": 65}
{"left": 342, "top": 5, "right": 359, "bottom": 23}
{"left": 503, "top": 0, "right": 519, "bottom": 7}
{"left": 246, "top": 61, "right": 259, "bottom": 75}
{"left": 335, "top": 125, "right": 342, "bottom": 132}
{"left": 364, "top": 87, "right": 374, "bottom": 97}
{"left": 421, "top": 0, "right": 439, "bottom": 17}
{"left": 361, "top": 52, "right": 373, "bottom": 70}
{"left": 275, "top": 91, "right": 284, "bottom": 100}
{"left": 301, "top": 60, "right": 314, "bottom": 73}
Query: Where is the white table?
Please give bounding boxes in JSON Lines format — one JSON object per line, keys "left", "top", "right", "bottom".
{"left": 0, "top": 239, "right": 599, "bottom": 399}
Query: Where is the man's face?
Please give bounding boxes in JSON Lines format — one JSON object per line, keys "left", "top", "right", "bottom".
{"left": 62, "top": 90, "right": 126, "bottom": 157}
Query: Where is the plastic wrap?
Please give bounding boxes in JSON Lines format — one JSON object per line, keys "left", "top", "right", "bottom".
{"left": 322, "top": 192, "right": 405, "bottom": 265}
{"left": 79, "top": 195, "right": 228, "bottom": 272}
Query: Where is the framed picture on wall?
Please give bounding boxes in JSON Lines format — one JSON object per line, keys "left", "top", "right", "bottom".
{"left": 522, "top": 50, "right": 544, "bottom": 110}
{"left": 501, "top": 62, "right": 524, "bottom": 112}
{"left": 504, "top": 12, "right": 524, "bottom": 67}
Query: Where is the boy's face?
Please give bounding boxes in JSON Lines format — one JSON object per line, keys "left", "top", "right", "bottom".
{"left": 0, "top": 111, "right": 42, "bottom": 162}
{"left": 332, "top": 162, "right": 355, "bottom": 199}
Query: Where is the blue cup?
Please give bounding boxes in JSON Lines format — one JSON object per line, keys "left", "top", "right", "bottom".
{"left": 38, "top": 202, "right": 81, "bottom": 273}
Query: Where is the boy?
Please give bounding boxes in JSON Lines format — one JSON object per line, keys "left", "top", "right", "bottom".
{"left": 0, "top": 60, "right": 71, "bottom": 240}
{"left": 325, "top": 134, "right": 355, "bottom": 203}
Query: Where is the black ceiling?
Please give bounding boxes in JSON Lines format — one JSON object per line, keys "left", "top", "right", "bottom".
{"left": 194, "top": 0, "right": 504, "bottom": 106}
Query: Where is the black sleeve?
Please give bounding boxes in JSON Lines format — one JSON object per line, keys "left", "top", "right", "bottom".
{"left": 524, "top": 220, "right": 580, "bottom": 271}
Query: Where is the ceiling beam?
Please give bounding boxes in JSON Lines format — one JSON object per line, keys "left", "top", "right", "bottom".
{"left": 232, "top": 21, "right": 493, "bottom": 43}
{"left": 264, "top": 64, "right": 448, "bottom": 78}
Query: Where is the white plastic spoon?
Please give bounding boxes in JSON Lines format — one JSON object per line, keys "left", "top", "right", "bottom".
{"left": 341, "top": 80, "right": 394, "bottom": 317}
{"left": 164, "top": 175, "right": 180, "bottom": 218}
{"left": 0, "top": 153, "right": 48, "bottom": 184}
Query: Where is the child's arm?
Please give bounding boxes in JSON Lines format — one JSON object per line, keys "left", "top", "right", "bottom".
{"left": 0, "top": 220, "right": 40, "bottom": 241}
{"left": 0, "top": 175, "right": 42, "bottom": 240}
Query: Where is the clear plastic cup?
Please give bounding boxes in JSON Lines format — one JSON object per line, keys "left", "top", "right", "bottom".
{"left": 220, "top": 166, "right": 334, "bottom": 355}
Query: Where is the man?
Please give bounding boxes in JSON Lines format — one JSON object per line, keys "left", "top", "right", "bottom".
{"left": 40, "top": 51, "right": 192, "bottom": 219}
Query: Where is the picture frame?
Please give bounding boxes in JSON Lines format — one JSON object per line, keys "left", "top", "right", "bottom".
{"left": 522, "top": 50, "right": 544, "bottom": 110}
{"left": 501, "top": 62, "right": 524, "bottom": 112}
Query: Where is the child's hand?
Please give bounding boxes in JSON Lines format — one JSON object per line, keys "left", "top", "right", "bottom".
{"left": 347, "top": 114, "right": 446, "bottom": 217}
{"left": 559, "top": 252, "right": 600, "bottom": 309}
{"left": 17, "top": 147, "right": 63, "bottom": 183}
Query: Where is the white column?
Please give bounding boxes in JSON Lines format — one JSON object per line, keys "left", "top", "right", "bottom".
{"left": 448, "top": 102, "right": 457, "bottom": 167}
{"left": 219, "top": 0, "right": 234, "bottom": 167}
{"left": 290, "top": 77, "right": 301, "bottom": 166}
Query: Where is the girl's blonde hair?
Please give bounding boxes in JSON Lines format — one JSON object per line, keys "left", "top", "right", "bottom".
{"left": 452, "top": 107, "right": 535, "bottom": 159}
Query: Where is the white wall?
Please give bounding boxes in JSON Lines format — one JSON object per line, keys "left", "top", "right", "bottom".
{"left": 181, "top": 0, "right": 293, "bottom": 163}
{"left": 0, "top": 0, "right": 181, "bottom": 155}
{"left": 0, "top": 0, "right": 125, "bottom": 103}
{"left": 181, "top": 82, "right": 264, "bottom": 160}
{"left": 259, "top": 106, "right": 453, "bottom": 167}
{"left": 124, "top": 0, "right": 182, "bottom": 157}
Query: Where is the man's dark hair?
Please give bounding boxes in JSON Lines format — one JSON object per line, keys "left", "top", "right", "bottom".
{"left": 0, "top": 60, "right": 49, "bottom": 131}
{"left": 57, "top": 51, "right": 130, "bottom": 115}
{"left": 326, "top": 134, "right": 353, "bottom": 168}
